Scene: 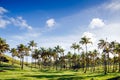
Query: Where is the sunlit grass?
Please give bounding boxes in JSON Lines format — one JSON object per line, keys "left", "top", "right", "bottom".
{"left": 0, "top": 65, "right": 120, "bottom": 80}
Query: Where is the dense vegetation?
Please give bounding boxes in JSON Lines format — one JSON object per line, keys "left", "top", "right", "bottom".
{"left": 0, "top": 36, "right": 120, "bottom": 80}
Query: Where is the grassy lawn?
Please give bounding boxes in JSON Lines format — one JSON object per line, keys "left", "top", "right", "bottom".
{"left": 0, "top": 66, "right": 120, "bottom": 80}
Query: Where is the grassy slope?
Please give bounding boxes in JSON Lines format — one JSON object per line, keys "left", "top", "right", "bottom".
{"left": 0, "top": 65, "right": 120, "bottom": 80}
{"left": 0, "top": 55, "right": 120, "bottom": 80}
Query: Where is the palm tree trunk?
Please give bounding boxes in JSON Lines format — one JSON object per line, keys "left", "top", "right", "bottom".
{"left": 21, "top": 57, "right": 24, "bottom": 70}
{"left": 31, "top": 57, "right": 33, "bottom": 69}
{"left": 26, "top": 56, "right": 28, "bottom": 66}
{"left": 84, "top": 44, "right": 87, "bottom": 73}
{"left": 55, "top": 57, "right": 57, "bottom": 70}
{"left": 107, "top": 53, "right": 110, "bottom": 72}
{"left": 0, "top": 53, "right": 2, "bottom": 65}
{"left": 35, "top": 59, "right": 36, "bottom": 68}
{"left": 0, "top": 54, "right": 2, "bottom": 65}
{"left": 12, "top": 56, "right": 14, "bottom": 66}
{"left": 118, "top": 53, "right": 120, "bottom": 72}
{"left": 104, "top": 54, "right": 107, "bottom": 75}
{"left": 112, "top": 56, "right": 115, "bottom": 72}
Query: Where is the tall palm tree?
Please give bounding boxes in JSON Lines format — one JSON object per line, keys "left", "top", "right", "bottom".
{"left": 98, "top": 39, "right": 109, "bottom": 74}
{"left": 24, "top": 46, "right": 30, "bottom": 66}
{"left": 60, "top": 48, "right": 65, "bottom": 69}
{"left": 33, "top": 49, "right": 39, "bottom": 68}
{"left": 67, "top": 51, "right": 72, "bottom": 69}
{"left": 10, "top": 48, "right": 18, "bottom": 66}
{"left": 40, "top": 47, "right": 47, "bottom": 69}
{"left": 17, "top": 44, "right": 26, "bottom": 70}
{"left": 114, "top": 42, "right": 120, "bottom": 72}
{"left": 88, "top": 51, "right": 92, "bottom": 71}
{"left": 109, "top": 41, "right": 116, "bottom": 72}
{"left": 52, "top": 48, "right": 58, "bottom": 70}
{"left": 79, "top": 36, "right": 92, "bottom": 73}
{"left": 92, "top": 49, "right": 98, "bottom": 72}
{"left": 71, "top": 43, "right": 77, "bottom": 54}
{"left": 80, "top": 51, "right": 85, "bottom": 71}
{"left": 76, "top": 44, "right": 82, "bottom": 55}
{"left": 28, "top": 40, "right": 37, "bottom": 69}
{"left": 0, "top": 37, "right": 9, "bottom": 64}
{"left": 54, "top": 45, "right": 61, "bottom": 70}
{"left": 47, "top": 48, "right": 54, "bottom": 69}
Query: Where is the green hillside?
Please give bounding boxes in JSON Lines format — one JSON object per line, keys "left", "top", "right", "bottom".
{"left": 0, "top": 56, "right": 120, "bottom": 80}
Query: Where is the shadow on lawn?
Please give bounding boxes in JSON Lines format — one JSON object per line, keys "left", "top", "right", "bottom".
{"left": 25, "top": 74, "right": 75, "bottom": 79}
{"left": 57, "top": 76, "right": 84, "bottom": 80}
{"left": 86, "top": 73, "right": 105, "bottom": 78}
{"left": 107, "top": 76, "right": 120, "bottom": 80}
{"left": 4, "top": 79, "right": 20, "bottom": 80}
{"left": 39, "top": 69, "right": 63, "bottom": 73}
{"left": 24, "top": 72, "right": 107, "bottom": 80}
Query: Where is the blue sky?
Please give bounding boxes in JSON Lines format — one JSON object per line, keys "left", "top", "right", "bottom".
{"left": 0, "top": 0, "right": 120, "bottom": 55}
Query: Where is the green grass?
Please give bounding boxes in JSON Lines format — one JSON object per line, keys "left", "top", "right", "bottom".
{"left": 0, "top": 66, "right": 120, "bottom": 80}
{"left": 0, "top": 62, "right": 120, "bottom": 80}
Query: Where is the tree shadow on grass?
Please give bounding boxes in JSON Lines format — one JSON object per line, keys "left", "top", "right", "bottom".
{"left": 3, "top": 79, "right": 20, "bottom": 80}
{"left": 107, "top": 76, "right": 120, "bottom": 80}
{"left": 57, "top": 76, "right": 84, "bottom": 80}
{"left": 86, "top": 73, "right": 105, "bottom": 78}
{"left": 24, "top": 74, "right": 75, "bottom": 79}
{"left": 39, "top": 69, "right": 63, "bottom": 73}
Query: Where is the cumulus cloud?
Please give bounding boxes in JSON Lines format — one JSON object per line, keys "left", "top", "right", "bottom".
{"left": 0, "top": 7, "right": 8, "bottom": 14}
{"left": 82, "top": 32, "right": 96, "bottom": 43}
{"left": 0, "top": 7, "right": 32, "bottom": 30}
{"left": 10, "top": 16, "right": 32, "bottom": 30}
{"left": 89, "top": 18, "right": 105, "bottom": 29}
{"left": 46, "top": 18, "right": 56, "bottom": 28}
{"left": 0, "top": 18, "right": 10, "bottom": 28}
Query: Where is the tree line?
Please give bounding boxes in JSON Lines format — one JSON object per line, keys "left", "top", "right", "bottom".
{"left": 0, "top": 36, "right": 120, "bottom": 75}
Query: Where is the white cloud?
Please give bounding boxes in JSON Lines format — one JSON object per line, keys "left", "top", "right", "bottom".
{"left": 10, "top": 16, "right": 32, "bottom": 30}
{"left": 82, "top": 32, "right": 96, "bottom": 43}
{"left": 0, "top": 18, "right": 10, "bottom": 28}
{"left": 0, "top": 7, "right": 8, "bottom": 14}
{"left": 89, "top": 18, "right": 105, "bottom": 29}
{"left": 46, "top": 18, "right": 56, "bottom": 28}
{"left": 106, "top": 0, "right": 120, "bottom": 11}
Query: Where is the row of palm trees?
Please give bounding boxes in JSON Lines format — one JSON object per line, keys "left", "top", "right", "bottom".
{"left": 0, "top": 36, "right": 120, "bottom": 74}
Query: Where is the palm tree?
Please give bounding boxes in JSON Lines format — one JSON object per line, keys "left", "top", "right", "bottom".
{"left": 52, "top": 48, "right": 58, "bottom": 70}
{"left": 76, "top": 44, "right": 82, "bottom": 55}
{"left": 98, "top": 39, "right": 109, "bottom": 74}
{"left": 54, "top": 45, "right": 62, "bottom": 70}
{"left": 92, "top": 49, "right": 98, "bottom": 72}
{"left": 40, "top": 47, "right": 47, "bottom": 69}
{"left": 88, "top": 51, "right": 92, "bottom": 71}
{"left": 0, "top": 37, "right": 9, "bottom": 64}
{"left": 114, "top": 42, "right": 120, "bottom": 72}
{"left": 10, "top": 48, "right": 18, "bottom": 66}
{"left": 71, "top": 43, "right": 77, "bottom": 54}
{"left": 79, "top": 36, "right": 92, "bottom": 73}
{"left": 28, "top": 40, "right": 37, "bottom": 69}
{"left": 109, "top": 41, "right": 116, "bottom": 72}
{"left": 80, "top": 51, "right": 85, "bottom": 71}
{"left": 33, "top": 49, "right": 39, "bottom": 68}
{"left": 67, "top": 51, "right": 72, "bottom": 69}
{"left": 17, "top": 44, "right": 26, "bottom": 70}
{"left": 59, "top": 48, "right": 65, "bottom": 69}
{"left": 54, "top": 45, "right": 62, "bottom": 57}
{"left": 24, "top": 46, "right": 30, "bottom": 66}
